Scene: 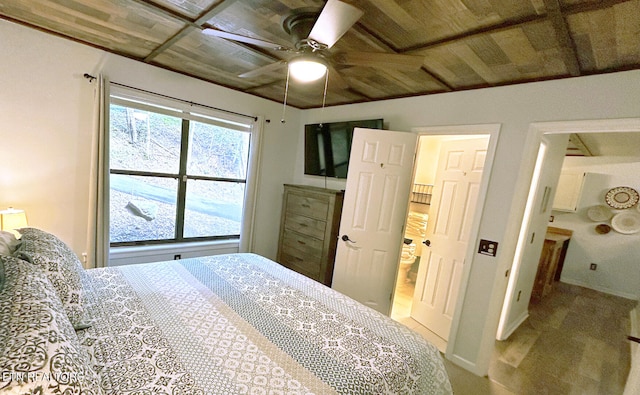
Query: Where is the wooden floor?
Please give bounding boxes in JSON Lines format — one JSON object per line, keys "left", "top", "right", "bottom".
{"left": 391, "top": 276, "right": 636, "bottom": 395}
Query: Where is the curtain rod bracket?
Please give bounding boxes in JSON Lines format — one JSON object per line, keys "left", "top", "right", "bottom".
{"left": 83, "top": 73, "right": 96, "bottom": 82}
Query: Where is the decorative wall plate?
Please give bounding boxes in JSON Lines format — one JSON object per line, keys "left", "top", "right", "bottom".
{"left": 586, "top": 205, "right": 613, "bottom": 222}
{"left": 611, "top": 211, "right": 640, "bottom": 234}
{"left": 605, "top": 186, "right": 639, "bottom": 209}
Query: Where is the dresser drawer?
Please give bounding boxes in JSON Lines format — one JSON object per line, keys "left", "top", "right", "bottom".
{"left": 280, "top": 251, "right": 321, "bottom": 279}
{"left": 286, "top": 192, "right": 329, "bottom": 220}
{"left": 281, "top": 230, "right": 324, "bottom": 258}
{"left": 284, "top": 213, "right": 327, "bottom": 239}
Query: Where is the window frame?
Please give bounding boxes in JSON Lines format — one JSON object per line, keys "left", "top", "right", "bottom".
{"left": 107, "top": 87, "right": 260, "bottom": 249}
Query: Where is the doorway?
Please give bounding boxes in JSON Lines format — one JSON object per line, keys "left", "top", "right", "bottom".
{"left": 489, "top": 126, "right": 640, "bottom": 393}
{"left": 498, "top": 123, "right": 640, "bottom": 340}
{"left": 391, "top": 133, "right": 491, "bottom": 350}
{"left": 332, "top": 123, "right": 501, "bottom": 371}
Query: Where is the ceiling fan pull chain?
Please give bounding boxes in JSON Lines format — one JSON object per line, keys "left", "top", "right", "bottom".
{"left": 320, "top": 71, "right": 329, "bottom": 123}
{"left": 281, "top": 68, "right": 291, "bottom": 123}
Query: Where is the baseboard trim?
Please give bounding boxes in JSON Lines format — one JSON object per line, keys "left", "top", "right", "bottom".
{"left": 560, "top": 278, "right": 639, "bottom": 300}
{"left": 496, "top": 310, "right": 529, "bottom": 341}
{"left": 446, "top": 353, "right": 486, "bottom": 377}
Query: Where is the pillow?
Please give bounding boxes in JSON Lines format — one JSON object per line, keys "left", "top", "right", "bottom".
{"left": 0, "top": 255, "right": 102, "bottom": 394}
{"left": 0, "top": 257, "right": 4, "bottom": 293}
{"left": 0, "top": 230, "right": 19, "bottom": 255}
{"left": 15, "top": 227, "right": 88, "bottom": 329}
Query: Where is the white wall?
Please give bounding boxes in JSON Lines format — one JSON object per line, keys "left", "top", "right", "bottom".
{"left": 297, "top": 71, "right": 640, "bottom": 373}
{"left": 0, "top": 19, "right": 301, "bottom": 261}
{"left": 414, "top": 137, "right": 440, "bottom": 185}
{"left": 552, "top": 156, "right": 640, "bottom": 299}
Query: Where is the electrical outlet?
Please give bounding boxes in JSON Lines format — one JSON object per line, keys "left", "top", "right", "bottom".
{"left": 590, "top": 263, "right": 597, "bottom": 271}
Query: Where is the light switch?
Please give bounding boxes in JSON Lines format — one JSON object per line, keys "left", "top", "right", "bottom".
{"left": 478, "top": 239, "right": 498, "bottom": 257}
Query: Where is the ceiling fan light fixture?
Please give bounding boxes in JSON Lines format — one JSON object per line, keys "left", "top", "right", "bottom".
{"left": 288, "top": 56, "right": 327, "bottom": 82}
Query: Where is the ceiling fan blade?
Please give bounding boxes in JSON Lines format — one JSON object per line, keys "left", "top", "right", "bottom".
{"left": 333, "top": 52, "right": 425, "bottom": 70}
{"left": 308, "top": 0, "right": 364, "bottom": 49}
{"left": 238, "top": 60, "right": 287, "bottom": 78}
{"left": 327, "top": 64, "right": 351, "bottom": 90}
{"left": 202, "top": 28, "right": 288, "bottom": 51}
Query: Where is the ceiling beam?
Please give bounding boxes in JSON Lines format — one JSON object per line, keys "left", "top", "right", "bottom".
{"left": 144, "top": 0, "right": 241, "bottom": 62}
{"left": 130, "top": 0, "right": 199, "bottom": 26}
{"left": 542, "top": 0, "right": 581, "bottom": 76}
{"left": 193, "top": 0, "right": 240, "bottom": 25}
{"left": 144, "top": 27, "right": 196, "bottom": 62}
{"left": 394, "top": 0, "right": 622, "bottom": 62}
{"left": 563, "top": 0, "right": 632, "bottom": 15}
{"left": 398, "top": 14, "right": 546, "bottom": 53}
{"left": 568, "top": 134, "right": 594, "bottom": 156}
{"left": 347, "top": 24, "right": 453, "bottom": 91}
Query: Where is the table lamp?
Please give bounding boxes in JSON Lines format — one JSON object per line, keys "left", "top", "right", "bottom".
{"left": 0, "top": 207, "right": 28, "bottom": 237}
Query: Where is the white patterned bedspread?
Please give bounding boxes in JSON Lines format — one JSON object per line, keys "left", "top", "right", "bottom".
{"left": 78, "top": 253, "right": 452, "bottom": 394}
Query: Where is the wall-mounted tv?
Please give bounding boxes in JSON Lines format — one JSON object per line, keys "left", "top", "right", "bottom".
{"left": 304, "top": 119, "right": 384, "bottom": 179}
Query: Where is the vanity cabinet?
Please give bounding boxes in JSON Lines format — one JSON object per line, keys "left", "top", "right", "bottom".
{"left": 276, "top": 184, "right": 344, "bottom": 286}
{"left": 530, "top": 227, "right": 572, "bottom": 304}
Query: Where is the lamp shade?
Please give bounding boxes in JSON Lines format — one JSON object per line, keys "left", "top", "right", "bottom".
{"left": 288, "top": 55, "right": 328, "bottom": 82}
{"left": 0, "top": 208, "right": 28, "bottom": 237}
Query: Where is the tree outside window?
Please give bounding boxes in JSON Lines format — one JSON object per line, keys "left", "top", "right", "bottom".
{"left": 109, "top": 99, "right": 251, "bottom": 245}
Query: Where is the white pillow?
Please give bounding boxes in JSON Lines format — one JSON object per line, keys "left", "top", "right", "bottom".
{"left": 0, "top": 231, "right": 19, "bottom": 255}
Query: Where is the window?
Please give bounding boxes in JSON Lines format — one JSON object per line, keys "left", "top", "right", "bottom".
{"left": 108, "top": 91, "right": 256, "bottom": 246}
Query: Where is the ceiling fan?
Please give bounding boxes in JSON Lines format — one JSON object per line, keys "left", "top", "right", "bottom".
{"left": 202, "top": 0, "right": 425, "bottom": 83}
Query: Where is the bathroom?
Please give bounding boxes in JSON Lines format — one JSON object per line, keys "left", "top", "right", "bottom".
{"left": 391, "top": 135, "right": 488, "bottom": 340}
{"left": 391, "top": 135, "right": 442, "bottom": 322}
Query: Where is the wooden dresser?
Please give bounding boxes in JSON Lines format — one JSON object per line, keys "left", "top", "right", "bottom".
{"left": 276, "top": 184, "right": 344, "bottom": 286}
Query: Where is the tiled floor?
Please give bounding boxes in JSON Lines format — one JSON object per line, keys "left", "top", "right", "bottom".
{"left": 490, "top": 282, "right": 635, "bottom": 395}
{"left": 391, "top": 276, "right": 636, "bottom": 394}
{"left": 391, "top": 273, "right": 448, "bottom": 352}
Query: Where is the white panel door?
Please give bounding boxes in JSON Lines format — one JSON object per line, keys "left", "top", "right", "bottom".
{"left": 332, "top": 128, "right": 417, "bottom": 315}
{"left": 411, "top": 137, "right": 489, "bottom": 339}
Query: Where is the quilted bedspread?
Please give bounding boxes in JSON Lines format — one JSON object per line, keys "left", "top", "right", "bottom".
{"left": 78, "top": 253, "right": 452, "bottom": 394}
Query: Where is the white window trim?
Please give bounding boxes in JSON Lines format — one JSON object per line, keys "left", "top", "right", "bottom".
{"left": 106, "top": 85, "right": 263, "bottom": 256}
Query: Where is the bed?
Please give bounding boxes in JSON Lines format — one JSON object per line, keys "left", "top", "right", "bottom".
{"left": 0, "top": 228, "right": 452, "bottom": 394}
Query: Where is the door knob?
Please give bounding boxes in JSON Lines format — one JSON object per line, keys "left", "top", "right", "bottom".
{"left": 423, "top": 239, "right": 431, "bottom": 247}
{"left": 341, "top": 235, "right": 356, "bottom": 243}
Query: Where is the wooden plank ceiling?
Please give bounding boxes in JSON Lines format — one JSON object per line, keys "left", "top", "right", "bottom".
{"left": 2, "top": 0, "right": 639, "bottom": 109}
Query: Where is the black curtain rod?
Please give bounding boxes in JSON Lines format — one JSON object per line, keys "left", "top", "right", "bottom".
{"left": 83, "top": 73, "right": 258, "bottom": 122}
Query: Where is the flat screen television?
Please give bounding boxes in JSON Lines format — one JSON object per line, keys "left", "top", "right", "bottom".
{"left": 304, "top": 119, "right": 383, "bottom": 179}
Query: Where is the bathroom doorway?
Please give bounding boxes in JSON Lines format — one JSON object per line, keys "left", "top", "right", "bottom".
{"left": 390, "top": 183, "right": 430, "bottom": 320}
{"left": 391, "top": 133, "right": 491, "bottom": 351}
{"left": 390, "top": 135, "right": 443, "bottom": 340}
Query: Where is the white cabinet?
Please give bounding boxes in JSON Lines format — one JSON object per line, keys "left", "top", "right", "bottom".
{"left": 553, "top": 171, "right": 586, "bottom": 212}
